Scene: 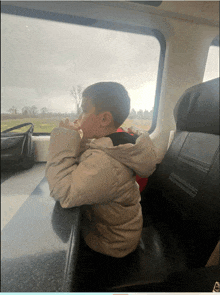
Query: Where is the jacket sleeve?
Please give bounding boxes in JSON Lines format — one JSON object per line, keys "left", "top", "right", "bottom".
{"left": 45, "top": 127, "right": 119, "bottom": 208}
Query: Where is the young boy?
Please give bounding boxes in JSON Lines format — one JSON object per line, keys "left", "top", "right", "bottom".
{"left": 46, "top": 82, "right": 158, "bottom": 258}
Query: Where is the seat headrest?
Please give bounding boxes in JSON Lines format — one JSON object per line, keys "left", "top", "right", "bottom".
{"left": 174, "top": 78, "right": 219, "bottom": 135}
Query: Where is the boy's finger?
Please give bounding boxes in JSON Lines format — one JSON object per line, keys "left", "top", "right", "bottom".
{"left": 69, "top": 122, "right": 78, "bottom": 129}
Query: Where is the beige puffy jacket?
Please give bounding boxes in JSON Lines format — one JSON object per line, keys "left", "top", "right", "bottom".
{"left": 46, "top": 127, "right": 158, "bottom": 257}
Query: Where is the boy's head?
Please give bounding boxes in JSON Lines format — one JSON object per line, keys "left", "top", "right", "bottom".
{"left": 78, "top": 82, "right": 130, "bottom": 139}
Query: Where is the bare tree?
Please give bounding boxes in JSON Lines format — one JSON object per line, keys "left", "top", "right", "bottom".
{"left": 8, "top": 106, "right": 18, "bottom": 115}
{"left": 30, "top": 105, "right": 38, "bottom": 117}
{"left": 40, "top": 107, "right": 48, "bottom": 115}
{"left": 22, "top": 106, "right": 31, "bottom": 116}
{"left": 70, "top": 85, "right": 83, "bottom": 116}
{"left": 21, "top": 105, "right": 39, "bottom": 117}
{"left": 129, "top": 108, "right": 137, "bottom": 119}
{"left": 137, "top": 109, "right": 144, "bottom": 119}
{"left": 143, "top": 109, "right": 150, "bottom": 120}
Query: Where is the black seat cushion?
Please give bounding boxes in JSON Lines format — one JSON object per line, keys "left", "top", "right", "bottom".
{"left": 75, "top": 215, "right": 188, "bottom": 292}
{"left": 109, "top": 265, "right": 220, "bottom": 292}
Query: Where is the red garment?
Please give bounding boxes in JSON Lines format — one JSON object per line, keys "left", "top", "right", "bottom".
{"left": 116, "top": 128, "right": 148, "bottom": 192}
{"left": 116, "top": 128, "right": 125, "bottom": 133}
{"left": 135, "top": 175, "right": 148, "bottom": 193}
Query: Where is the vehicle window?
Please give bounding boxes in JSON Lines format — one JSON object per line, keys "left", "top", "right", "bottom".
{"left": 203, "top": 37, "right": 219, "bottom": 82}
{"left": 1, "top": 11, "right": 161, "bottom": 134}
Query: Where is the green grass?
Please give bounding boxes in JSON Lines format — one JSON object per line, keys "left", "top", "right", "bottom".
{"left": 1, "top": 118, "right": 60, "bottom": 133}
{"left": 1, "top": 117, "right": 152, "bottom": 133}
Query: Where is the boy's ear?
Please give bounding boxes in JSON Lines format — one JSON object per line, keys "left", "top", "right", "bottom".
{"left": 100, "top": 111, "right": 114, "bottom": 127}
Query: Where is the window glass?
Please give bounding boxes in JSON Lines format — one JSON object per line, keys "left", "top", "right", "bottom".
{"left": 203, "top": 41, "right": 219, "bottom": 82}
{"left": 1, "top": 12, "right": 160, "bottom": 134}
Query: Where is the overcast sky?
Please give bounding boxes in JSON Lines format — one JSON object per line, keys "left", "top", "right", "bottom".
{"left": 1, "top": 12, "right": 160, "bottom": 114}
{"left": 1, "top": 12, "right": 219, "bottom": 114}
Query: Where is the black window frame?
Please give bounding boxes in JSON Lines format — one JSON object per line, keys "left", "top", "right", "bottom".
{"left": 1, "top": 3, "right": 166, "bottom": 135}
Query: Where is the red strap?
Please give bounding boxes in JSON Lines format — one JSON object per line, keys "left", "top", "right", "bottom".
{"left": 116, "top": 128, "right": 125, "bottom": 133}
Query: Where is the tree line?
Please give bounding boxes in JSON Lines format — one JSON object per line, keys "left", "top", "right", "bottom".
{"left": 6, "top": 85, "right": 153, "bottom": 120}
{"left": 7, "top": 106, "right": 49, "bottom": 116}
{"left": 6, "top": 105, "right": 153, "bottom": 120}
{"left": 129, "top": 108, "right": 153, "bottom": 120}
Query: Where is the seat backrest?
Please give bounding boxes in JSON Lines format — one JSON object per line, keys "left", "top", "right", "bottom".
{"left": 157, "top": 78, "right": 219, "bottom": 229}
{"left": 151, "top": 78, "right": 219, "bottom": 266}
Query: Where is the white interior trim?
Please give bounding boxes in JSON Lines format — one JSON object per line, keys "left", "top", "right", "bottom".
{"left": 33, "top": 136, "right": 50, "bottom": 162}
{"left": 1, "top": 163, "right": 46, "bottom": 230}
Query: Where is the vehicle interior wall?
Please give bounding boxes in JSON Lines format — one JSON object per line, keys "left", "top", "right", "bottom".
{"left": 6, "top": 1, "right": 218, "bottom": 27}
{"left": 2, "top": 2, "right": 219, "bottom": 292}
{"left": 2, "top": 1, "right": 219, "bottom": 163}
{"left": 151, "top": 19, "right": 218, "bottom": 161}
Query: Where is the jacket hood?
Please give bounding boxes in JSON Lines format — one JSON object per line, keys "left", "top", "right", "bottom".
{"left": 88, "top": 132, "right": 159, "bottom": 178}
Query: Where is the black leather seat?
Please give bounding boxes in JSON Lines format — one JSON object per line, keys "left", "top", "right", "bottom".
{"left": 141, "top": 78, "right": 220, "bottom": 268}
{"left": 110, "top": 265, "right": 220, "bottom": 292}
{"left": 75, "top": 78, "right": 219, "bottom": 292}
{"left": 75, "top": 214, "right": 188, "bottom": 292}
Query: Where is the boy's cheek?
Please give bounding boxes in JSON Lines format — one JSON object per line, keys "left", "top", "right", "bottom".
{"left": 81, "top": 126, "right": 92, "bottom": 139}
{"left": 81, "top": 124, "right": 96, "bottom": 139}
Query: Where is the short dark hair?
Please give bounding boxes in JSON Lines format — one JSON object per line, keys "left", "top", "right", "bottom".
{"left": 82, "top": 82, "right": 130, "bottom": 127}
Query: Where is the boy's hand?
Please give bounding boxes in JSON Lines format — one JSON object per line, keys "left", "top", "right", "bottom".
{"left": 59, "top": 118, "right": 80, "bottom": 130}
{"left": 59, "top": 118, "right": 84, "bottom": 139}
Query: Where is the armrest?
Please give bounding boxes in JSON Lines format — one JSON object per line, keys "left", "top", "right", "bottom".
{"left": 1, "top": 177, "right": 81, "bottom": 292}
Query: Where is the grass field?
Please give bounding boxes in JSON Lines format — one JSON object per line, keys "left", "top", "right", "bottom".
{"left": 1, "top": 118, "right": 60, "bottom": 133}
{"left": 1, "top": 117, "right": 151, "bottom": 133}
